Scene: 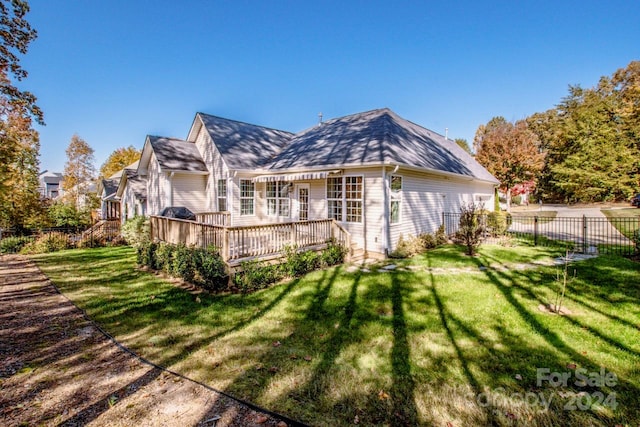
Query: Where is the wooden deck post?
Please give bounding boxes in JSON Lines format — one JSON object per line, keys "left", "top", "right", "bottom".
{"left": 222, "top": 228, "right": 230, "bottom": 262}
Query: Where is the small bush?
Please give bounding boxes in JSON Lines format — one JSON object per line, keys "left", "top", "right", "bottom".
{"left": 321, "top": 241, "right": 347, "bottom": 266}
{"left": 155, "top": 243, "right": 176, "bottom": 275}
{"left": 137, "top": 241, "right": 159, "bottom": 269}
{"left": 418, "top": 232, "right": 437, "bottom": 250}
{"left": 435, "top": 224, "right": 447, "bottom": 246}
{"left": 121, "top": 216, "right": 150, "bottom": 247}
{"left": 389, "top": 234, "right": 413, "bottom": 258}
{"left": 511, "top": 195, "right": 522, "bottom": 206}
{"left": 0, "top": 236, "right": 32, "bottom": 254}
{"left": 172, "top": 243, "right": 196, "bottom": 282}
{"left": 20, "top": 232, "right": 71, "bottom": 254}
{"left": 284, "top": 245, "right": 322, "bottom": 276}
{"left": 193, "top": 247, "right": 228, "bottom": 291}
{"left": 487, "top": 211, "right": 508, "bottom": 236}
{"left": 455, "top": 202, "right": 486, "bottom": 256}
{"left": 633, "top": 229, "right": 640, "bottom": 254}
{"left": 234, "top": 260, "right": 285, "bottom": 292}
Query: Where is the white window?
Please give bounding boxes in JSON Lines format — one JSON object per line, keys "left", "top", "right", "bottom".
{"left": 217, "top": 179, "right": 227, "bottom": 211}
{"left": 390, "top": 175, "right": 402, "bottom": 224}
{"left": 326, "top": 176, "right": 362, "bottom": 223}
{"left": 266, "top": 181, "right": 291, "bottom": 217}
{"left": 240, "top": 179, "right": 254, "bottom": 215}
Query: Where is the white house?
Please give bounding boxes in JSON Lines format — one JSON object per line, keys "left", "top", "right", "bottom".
{"left": 115, "top": 161, "right": 148, "bottom": 221}
{"left": 137, "top": 108, "right": 499, "bottom": 256}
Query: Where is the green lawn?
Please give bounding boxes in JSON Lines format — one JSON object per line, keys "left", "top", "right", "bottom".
{"left": 32, "top": 245, "right": 640, "bottom": 426}
{"left": 602, "top": 208, "right": 640, "bottom": 239}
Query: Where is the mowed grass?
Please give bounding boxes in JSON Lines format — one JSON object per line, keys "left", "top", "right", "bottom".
{"left": 32, "top": 245, "right": 640, "bottom": 426}
{"left": 602, "top": 208, "right": 640, "bottom": 239}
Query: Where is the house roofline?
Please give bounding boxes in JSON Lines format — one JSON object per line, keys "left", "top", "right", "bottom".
{"left": 232, "top": 161, "right": 500, "bottom": 185}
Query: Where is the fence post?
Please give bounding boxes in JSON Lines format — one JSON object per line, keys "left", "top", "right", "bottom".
{"left": 442, "top": 212, "right": 445, "bottom": 233}
{"left": 534, "top": 216, "right": 538, "bottom": 246}
{"left": 222, "top": 228, "right": 230, "bottom": 262}
{"left": 582, "top": 215, "right": 587, "bottom": 254}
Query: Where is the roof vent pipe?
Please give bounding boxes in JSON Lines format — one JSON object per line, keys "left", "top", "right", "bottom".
{"left": 445, "top": 128, "right": 449, "bottom": 140}
{"left": 318, "top": 112, "right": 323, "bottom": 126}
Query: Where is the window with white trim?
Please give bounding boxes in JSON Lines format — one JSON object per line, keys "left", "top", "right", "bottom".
{"left": 217, "top": 179, "right": 227, "bottom": 211}
{"left": 266, "top": 181, "right": 291, "bottom": 217}
{"left": 390, "top": 175, "right": 402, "bottom": 224}
{"left": 326, "top": 176, "right": 363, "bottom": 223}
{"left": 240, "top": 179, "right": 254, "bottom": 215}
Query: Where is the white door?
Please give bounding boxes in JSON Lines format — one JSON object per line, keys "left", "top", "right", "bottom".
{"left": 294, "top": 184, "right": 310, "bottom": 221}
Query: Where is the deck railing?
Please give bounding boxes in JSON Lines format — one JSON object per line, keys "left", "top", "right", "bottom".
{"left": 195, "top": 211, "right": 231, "bottom": 226}
{"left": 149, "top": 216, "right": 351, "bottom": 263}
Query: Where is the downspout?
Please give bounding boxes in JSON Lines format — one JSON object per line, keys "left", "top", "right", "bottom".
{"left": 382, "top": 166, "right": 389, "bottom": 256}
{"left": 168, "top": 172, "right": 174, "bottom": 207}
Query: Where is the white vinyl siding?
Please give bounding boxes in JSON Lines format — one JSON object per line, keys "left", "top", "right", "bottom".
{"left": 172, "top": 174, "right": 207, "bottom": 213}
{"left": 387, "top": 169, "right": 494, "bottom": 250}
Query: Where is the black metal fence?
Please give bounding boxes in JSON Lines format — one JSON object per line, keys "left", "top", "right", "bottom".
{"left": 0, "top": 220, "right": 121, "bottom": 248}
{"left": 443, "top": 212, "right": 640, "bottom": 255}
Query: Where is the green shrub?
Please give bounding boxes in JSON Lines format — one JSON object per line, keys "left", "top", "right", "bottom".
{"left": 121, "top": 216, "right": 150, "bottom": 247}
{"left": 193, "top": 247, "right": 228, "bottom": 291}
{"left": 418, "top": 232, "right": 437, "bottom": 250}
{"left": 172, "top": 243, "right": 196, "bottom": 282}
{"left": 234, "top": 260, "right": 285, "bottom": 292}
{"left": 633, "top": 229, "right": 640, "bottom": 254}
{"left": 487, "top": 211, "right": 508, "bottom": 236}
{"left": 20, "top": 232, "right": 71, "bottom": 254}
{"left": 435, "top": 224, "right": 447, "bottom": 246}
{"left": 321, "top": 241, "right": 347, "bottom": 266}
{"left": 284, "top": 245, "right": 322, "bottom": 276}
{"left": 137, "top": 241, "right": 159, "bottom": 269}
{"left": 455, "top": 202, "right": 486, "bottom": 256}
{"left": 0, "top": 236, "right": 33, "bottom": 254}
{"left": 511, "top": 195, "right": 522, "bottom": 206}
{"left": 155, "top": 243, "right": 176, "bottom": 274}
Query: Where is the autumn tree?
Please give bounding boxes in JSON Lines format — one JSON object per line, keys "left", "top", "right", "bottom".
{"left": 454, "top": 138, "right": 472, "bottom": 154}
{"left": 62, "top": 134, "right": 96, "bottom": 209}
{"left": 474, "top": 117, "right": 545, "bottom": 211}
{"left": 0, "top": 1, "right": 42, "bottom": 231}
{"left": 0, "top": 0, "right": 42, "bottom": 123}
{"left": 0, "top": 85, "right": 41, "bottom": 230}
{"left": 99, "top": 145, "right": 141, "bottom": 179}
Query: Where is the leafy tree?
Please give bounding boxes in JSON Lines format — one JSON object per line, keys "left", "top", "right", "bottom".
{"left": 62, "top": 134, "right": 96, "bottom": 208}
{"left": 0, "top": 73, "right": 41, "bottom": 231}
{"left": 454, "top": 138, "right": 472, "bottom": 154}
{"left": 474, "top": 118, "right": 545, "bottom": 211}
{"left": 455, "top": 202, "right": 485, "bottom": 256}
{"left": 0, "top": 0, "right": 42, "bottom": 123}
{"left": 47, "top": 200, "right": 87, "bottom": 227}
{"left": 99, "top": 145, "right": 141, "bottom": 178}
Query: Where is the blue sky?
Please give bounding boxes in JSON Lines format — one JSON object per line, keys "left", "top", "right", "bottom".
{"left": 22, "top": 0, "right": 640, "bottom": 174}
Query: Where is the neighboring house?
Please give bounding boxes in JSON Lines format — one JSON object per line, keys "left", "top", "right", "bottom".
{"left": 137, "top": 108, "right": 499, "bottom": 256}
{"left": 97, "top": 161, "right": 140, "bottom": 220}
{"left": 116, "top": 161, "right": 148, "bottom": 222}
{"left": 38, "top": 170, "right": 63, "bottom": 199}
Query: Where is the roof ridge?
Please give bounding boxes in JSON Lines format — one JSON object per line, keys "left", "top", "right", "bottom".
{"left": 197, "top": 112, "right": 294, "bottom": 135}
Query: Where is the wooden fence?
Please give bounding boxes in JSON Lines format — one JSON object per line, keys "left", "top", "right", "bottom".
{"left": 149, "top": 216, "right": 351, "bottom": 264}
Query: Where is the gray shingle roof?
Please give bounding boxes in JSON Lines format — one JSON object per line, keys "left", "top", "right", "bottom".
{"left": 267, "top": 108, "right": 498, "bottom": 183}
{"left": 123, "top": 169, "right": 147, "bottom": 200}
{"left": 149, "top": 136, "right": 207, "bottom": 172}
{"left": 101, "top": 178, "right": 120, "bottom": 196}
{"left": 198, "top": 113, "right": 294, "bottom": 169}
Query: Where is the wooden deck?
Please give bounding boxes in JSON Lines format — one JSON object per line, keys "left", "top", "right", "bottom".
{"left": 149, "top": 216, "right": 351, "bottom": 265}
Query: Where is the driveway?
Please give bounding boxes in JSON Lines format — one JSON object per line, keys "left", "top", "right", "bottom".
{"left": 0, "top": 255, "right": 292, "bottom": 427}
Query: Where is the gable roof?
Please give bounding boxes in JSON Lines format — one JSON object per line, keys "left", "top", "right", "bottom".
{"left": 116, "top": 168, "right": 148, "bottom": 200}
{"left": 146, "top": 136, "right": 207, "bottom": 172}
{"left": 98, "top": 161, "right": 140, "bottom": 197}
{"left": 196, "top": 113, "right": 293, "bottom": 169}
{"left": 266, "top": 108, "right": 497, "bottom": 183}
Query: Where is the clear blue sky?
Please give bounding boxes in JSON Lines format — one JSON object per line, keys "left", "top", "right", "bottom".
{"left": 22, "top": 0, "right": 640, "bottom": 174}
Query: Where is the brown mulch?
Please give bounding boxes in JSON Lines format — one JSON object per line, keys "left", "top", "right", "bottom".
{"left": 0, "top": 255, "right": 292, "bottom": 427}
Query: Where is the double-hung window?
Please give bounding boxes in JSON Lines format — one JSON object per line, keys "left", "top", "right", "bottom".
{"left": 266, "top": 181, "right": 291, "bottom": 217}
{"left": 389, "top": 175, "right": 402, "bottom": 224}
{"left": 326, "top": 176, "right": 363, "bottom": 223}
{"left": 240, "top": 179, "right": 255, "bottom": 215}
{"left": 217, "top": 179, "right": 227, "bottom": 211}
